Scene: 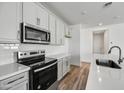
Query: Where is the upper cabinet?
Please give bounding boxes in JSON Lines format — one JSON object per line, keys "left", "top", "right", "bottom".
{"left": 36, "top": 4, "right": 48, "bottom": 30}
{"left": 49, "top": 14, "right": 56, "bottom": 44}
{"left": 23, "top": 2, "right": 66, "bottom": 45}
{"left": 23, "top": 3, "right": 36, "bottom": 26}
{"left": 0, "top": 2, "right": 68, "bottom": 44}
{"left": 56, "top": 19, "right": 65, "bottom": 45}
{"left": 0, "top": 3, "right": 20, "bottom": 43}
{"left": 23, "top": 2, "right": 48, "bottom": 30}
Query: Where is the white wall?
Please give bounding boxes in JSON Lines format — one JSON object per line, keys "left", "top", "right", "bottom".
{"left": 107, "top": 23, "right": 124, "bottom": 57}
{"left": 80, "top": 23, "right": 124, "bottom": 63}
{"left": 80, "top": 26, "right": 92, "bottom": 63}
{"left": 69, "top": 24, "right": 81, "bottom": 66}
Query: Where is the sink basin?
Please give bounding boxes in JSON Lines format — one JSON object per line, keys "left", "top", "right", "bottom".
{"left": 96, "top": 59, "right": 121, "bottom": 69}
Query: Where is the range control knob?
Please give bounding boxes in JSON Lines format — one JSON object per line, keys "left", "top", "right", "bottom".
{"left": 20, "top": 53, "right": 23, "bottom": 56}
{"left": 37, "top": 85, "right": 41, "bottom": 89}
{"left": 24, "top": 53, "right": 27, "bottom": 55}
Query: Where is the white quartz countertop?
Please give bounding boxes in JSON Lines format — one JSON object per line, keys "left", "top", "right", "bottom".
{"left": 0, "top": 63, "right": 30, "bottom": 81}
{"left": 86, "top": 54, "right": 124, "bottom": 90}
{"left": 46, "top": 53, "right": 71, "bottom": 59}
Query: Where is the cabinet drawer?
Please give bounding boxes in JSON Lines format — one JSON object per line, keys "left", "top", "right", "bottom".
{"left": 7, "top": 80, "right": 28, "bottom": 90}
{"left": 0, "top": 72, "right": 28, "bottom": 89}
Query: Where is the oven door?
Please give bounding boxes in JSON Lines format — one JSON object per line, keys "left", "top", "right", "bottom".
{"left": 21, "top": 23, "right": 50, "bottom": 44}
{"left": 33, "top": 62, "right": 57, "bottom": 90}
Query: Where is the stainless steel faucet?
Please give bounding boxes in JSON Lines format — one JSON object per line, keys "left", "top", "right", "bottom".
{"left": 108, "top": 46, "right": 123, "bottom": 64}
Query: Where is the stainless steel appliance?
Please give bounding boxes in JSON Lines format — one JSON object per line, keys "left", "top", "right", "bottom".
{"left": 21, "top": 23, "right": 50, "bottom": 44}
{"left": 17, "top": 50, "right": 58, "bottom": 90}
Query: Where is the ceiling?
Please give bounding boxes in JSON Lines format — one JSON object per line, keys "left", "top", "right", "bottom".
{"left": 43, "top": 2, "right": 124, "bottom": 27}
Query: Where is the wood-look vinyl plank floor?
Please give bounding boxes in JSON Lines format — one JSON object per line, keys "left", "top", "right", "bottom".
{"left": 58, "top": 62, "right": 90, "bottom": 90}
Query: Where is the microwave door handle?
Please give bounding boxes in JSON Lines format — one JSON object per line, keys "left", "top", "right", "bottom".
{"left": 47, "top": 33, "right": 50, "bottom": 41}
{"left": 47, "top": 33, "right": 49, "bottom": 41}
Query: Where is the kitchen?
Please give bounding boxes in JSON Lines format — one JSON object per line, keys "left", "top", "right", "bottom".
{"left": 0, "top": 1, "right": 124, "bottom": 92}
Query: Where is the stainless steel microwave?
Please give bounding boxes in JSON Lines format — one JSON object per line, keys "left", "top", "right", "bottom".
{"left": 21, "top": 23, "right": 50, "bottom": 44}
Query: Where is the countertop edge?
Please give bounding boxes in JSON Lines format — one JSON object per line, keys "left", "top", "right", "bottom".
{"left": 0, "top": 67, "right": 30, "bottom": 81}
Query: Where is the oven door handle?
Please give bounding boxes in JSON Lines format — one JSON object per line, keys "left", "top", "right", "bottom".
{"left": 34, "top": 62, "right": 57, "bottom": 73}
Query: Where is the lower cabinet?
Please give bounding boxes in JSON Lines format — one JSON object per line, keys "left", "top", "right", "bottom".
{"left": 0, "top": 71, "right": 29, "bottom": 90}
{"left": 57, "top": 59, "right": 63, "bottom": 81}
{"left": 57, "top": 56, "right": 70, "bottom": 81}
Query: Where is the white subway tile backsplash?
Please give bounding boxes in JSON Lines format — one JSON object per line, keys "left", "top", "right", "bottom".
{"left": 0, "top": 38, "right": 69, "bottom": 66}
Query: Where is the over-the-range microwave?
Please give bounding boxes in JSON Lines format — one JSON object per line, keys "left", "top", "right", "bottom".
{"left": 21, "top": 23, "right": 50, "bottom": 44}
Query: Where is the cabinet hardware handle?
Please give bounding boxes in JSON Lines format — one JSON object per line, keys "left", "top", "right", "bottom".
{"left": 7, "top": 76, "right": 24, "bottom": 84}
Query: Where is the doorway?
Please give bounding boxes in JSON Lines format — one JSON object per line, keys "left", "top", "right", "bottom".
{"left": 93, "top": 30, "right": 109, "bottom": 54}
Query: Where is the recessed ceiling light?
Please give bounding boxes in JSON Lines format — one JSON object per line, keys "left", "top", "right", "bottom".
{"left": 98, "top": 23, "right": 103, "bottom": 26}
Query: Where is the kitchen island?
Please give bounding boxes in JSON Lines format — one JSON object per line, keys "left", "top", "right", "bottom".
{"left": 86, "top": 54, "right": 124, "bottom": 90}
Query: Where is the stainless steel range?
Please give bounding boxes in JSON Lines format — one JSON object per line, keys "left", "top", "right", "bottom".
{"left": 17, "top": 50, "right": 58, "bottom": 90}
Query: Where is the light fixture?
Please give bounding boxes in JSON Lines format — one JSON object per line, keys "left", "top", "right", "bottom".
{"left": 98, "top": 77, "right": 102, "bottom": 82}
{"left": 98, "top": 23, "right": 103, "bottom": 26}
{"left": 104, "top": 2, "right": 112, "bottom": 7}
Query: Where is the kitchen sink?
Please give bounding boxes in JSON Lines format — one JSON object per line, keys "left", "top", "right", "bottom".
{"left": 96, "top": 59, "right": 121, "bottom": 69}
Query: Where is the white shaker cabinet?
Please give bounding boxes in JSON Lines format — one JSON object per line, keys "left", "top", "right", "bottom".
{"left": 23, "top": 2, "right": 37, "bottom": 26}
{"left": 36, "top": 5, "right": 48, "bottom": 30}
{"left": 63, "top": 57, "right": 71, "bottom": 76}
{"left": 0, "top": 72, "right": 29, "bottom": 90}
{"left": 23, "top": 2, "right": 48, "bottom": 30}
{"left": 56, "top": 19, "right": 64, "bottom": 45}
{"left": 57, "top": 55, "right": 71, "bottom": 81}
{"left": 49, "top": 14, "right": 56, "bottom": 44}
{"left": 65, "top": 56, "right": 71, "bottom": 72}
{"left": 57, "top": 59, "right": 63, "bottom": 81}
{"left": 0, "top": 3, "right": 20, "bottom": 43}
{"left": 63, "top": 58, "right": 67, "bottom": 76}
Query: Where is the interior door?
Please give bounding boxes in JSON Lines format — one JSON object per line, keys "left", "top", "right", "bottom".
{"left": 93, "top": 32, "right": 104, "bottom": 54}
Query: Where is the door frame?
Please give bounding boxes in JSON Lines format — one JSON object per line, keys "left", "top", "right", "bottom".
{"left": 92, "top": 29, "right": 109, "bottom": 54}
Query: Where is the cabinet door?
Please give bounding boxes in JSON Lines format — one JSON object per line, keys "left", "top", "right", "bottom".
{"left": 63, "top": 58, "right": 67, "bottom": 76}
{"left": 57, "top": 59, "right": 63, "bottom": 81}
{"left": 49, "top": 14, "right": 56, "bottom": 44}
{"left": 56, "top": 19, "right": 64, "bottom": 45}
{"left": 60, "top": 21, "right": 65, "bottom": 45}
{"left": 23, "top": 2, "right": 36, "bottom": 26}
{"left": 0, "top": 3, "right": 20, "bottom": 42}
{"left": 37, "top": 5, "right": 48, "bottom": 30}
{"left": 66, "top": 56, "right": 71, "bottom": 72}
